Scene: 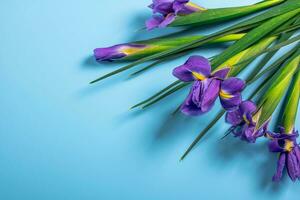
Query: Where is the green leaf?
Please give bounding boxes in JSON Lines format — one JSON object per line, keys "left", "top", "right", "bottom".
{"left": 255, "top": 52, "right": 300, "bottom": 129}
{"left": 171, "top": 0, "right": 285, "bottom": 27}
{"left": 214, "top": 36, "right": 277, "bottom": 76}
{"left": 282, "top": 70, "right": 300, "bottom": 133}
{"left": 211, "top": 8, "right": 300, "bottom": 67}
{"left": 233, "top": 34, "right": 300, "bottom": 67}
{"left": 123, "top": 34, "right": 245, "bottom": 61}
{"left": 248, "top": 43, "right": 300, "bottom": 84}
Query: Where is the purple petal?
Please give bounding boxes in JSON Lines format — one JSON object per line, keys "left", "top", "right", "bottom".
{"left": 220, "top": 93, "right": 242, "bottom": 111}
{"left": 94, "top": 45, "right": 126, "bottom": 61}
{"left": 212, "top": 68, "right": 230, "bottom": 79}
{"left": 221, "top": 77, "right": 245, "bottom": 93}
{"left": 291, "top": 149, "right": 300, "bottom": 179}
{"left": 225, "top": 110, "right": 243, "bottom": 126}
{"left": 272, "top": 153, "right": 286, "bottom": 182}
{"left": 173, "top": 0, "right": 193, "bottom": 15}
{"left": 172, "top": 56, "right": 211, "bottom": 82}
{"left": 239, "top": 101, "right": 257, "bottom": 115}
{"left": 287, "top": 153, "right": 298, "bottom": 181}
{"left": 146, "top": 15, "right": 164, "bottom": 30}
{"left": 269, "top": 139, "right": 285, "bottom": 153}
{"left": 180, "top": 81, "right": 204, "bottom": 116}
{"left": 151, "top": 0, "right": 174, "bottom": 15}
{"left": 180, "top": 79, "right": 220, "bottom": 115}
{"left": 158, "top": 13, "right": 176, "bottom": 28}
{"left": 200, "top": 78, "right": 221, "bottom": 112}
{"left": 173, "top": 0, "right": 203, "bottom": 14}
{"left": 241, "top": 124, "right": 257, "bottom": 143}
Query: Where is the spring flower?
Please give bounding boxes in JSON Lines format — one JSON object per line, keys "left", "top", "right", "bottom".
{"left": 266, "top": 127, "right": 300, "bottom": 182}
{"left": 146, "top": 0, "right": 205, "bottom": 30}
{"left": 226, "top": 101, "right": 267, "bottom": 143}
{"left": 94, "top": 44, "right": 147, "bottom": 62}
{"left": 173, "top": 56, "right": 245, "bottom": 116}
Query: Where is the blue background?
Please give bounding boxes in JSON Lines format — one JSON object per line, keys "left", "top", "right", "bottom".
{"left": 1, "top": 0, "right": 299, "bottom": 199}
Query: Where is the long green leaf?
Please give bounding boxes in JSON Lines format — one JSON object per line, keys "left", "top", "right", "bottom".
{"left": 282, "top": 70, "right": 300, "bottom": 133}
{"left": 248, "top": 43, "right": 300, "bottom": 84}
{"left": 211, "top": 8, "right": 300, "bottom": 67}
{"left": 171, "top": 0, "right": 285, "bottom": 27}
{"left": 255, "top": 52, "right": 300, "bottom": 129}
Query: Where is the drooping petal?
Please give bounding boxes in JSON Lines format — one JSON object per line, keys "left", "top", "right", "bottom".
{"left": 180, "top": 81, "right": 205, "bottom": 116}
{"left": 272, "top": 153, "right": 286, "bottom": 182}
{"left": 291, "top": 149, "right": 300, "bottom": 179}
{"left": 225, "top": 109, "right": 243, "bottom": 126}
{"left": 172, "top": 56, "right": 211, "bottom": 82}
{"left": 287, "top": 153, "right": 298, "bottom": 181}
{"left": 200, "top": 78, "right": 221, "bottom": 112}
{"left": 158, "top": 13, "right": 176, "bottom": 28}
{"left": 180, "top": 79, "right": 220, "bottom": 115}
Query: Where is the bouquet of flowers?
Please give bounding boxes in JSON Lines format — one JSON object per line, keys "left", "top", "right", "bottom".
{"left": 91, "top": 0, "right": 300, "bottom": 182}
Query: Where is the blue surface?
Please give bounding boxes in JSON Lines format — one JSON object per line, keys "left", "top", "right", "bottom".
{"left": 0, "top": 0, "right": 299, "bottom": 199}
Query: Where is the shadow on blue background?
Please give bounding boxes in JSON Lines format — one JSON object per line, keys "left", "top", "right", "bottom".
{"left": 0, "top": 0, "right": 299, "bottom": 199}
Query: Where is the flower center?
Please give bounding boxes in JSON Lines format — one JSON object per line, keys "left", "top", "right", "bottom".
{"left": 284, "top": 140, "right": 294, "bottom": 152}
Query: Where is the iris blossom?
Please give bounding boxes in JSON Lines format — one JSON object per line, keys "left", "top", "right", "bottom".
{"left": 266, "top": 127, "right": 300, "bottom": 182}
{"left": 226, "top": 101, "right": 267, "bottom": 143}
{"left": 146, "top": 0, "right": 205, "bottom": 30}
{"left": 172, "top": 56, "right": 244, "bottom": 116}
{"left": 94, "top": 44, "right": 147, "bottom": 62}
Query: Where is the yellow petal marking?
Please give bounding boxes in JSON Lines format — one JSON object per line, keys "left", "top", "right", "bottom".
{"left": 243, "top": 114, "right": 251, "bottom": 125}
{"left": 219, "top": 90, "right": 234, "bottom": 99}
{"left": 285, "top": 140, "right": 294, "bottom": 152}
{"left": 121, "top": 47, "right": 144, "bottom": 55}
{"left": 192, "top": 72, "right": 206, "bottom": 81}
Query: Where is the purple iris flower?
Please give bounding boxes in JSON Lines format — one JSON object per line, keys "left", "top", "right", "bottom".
{"left": 173, "top": 55, "right": 245, "bottom": 116}
{"left": 266, "top": 127, "right": 300, "bottom": 182}
{"left": 226, "top": 101, "right": 267, "bottom": 143}
{"left": 146, "top": 0, "right": 205, "bottom": 30}
{"left": 94, "top": 44, "right": 146, "bottom": 62}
